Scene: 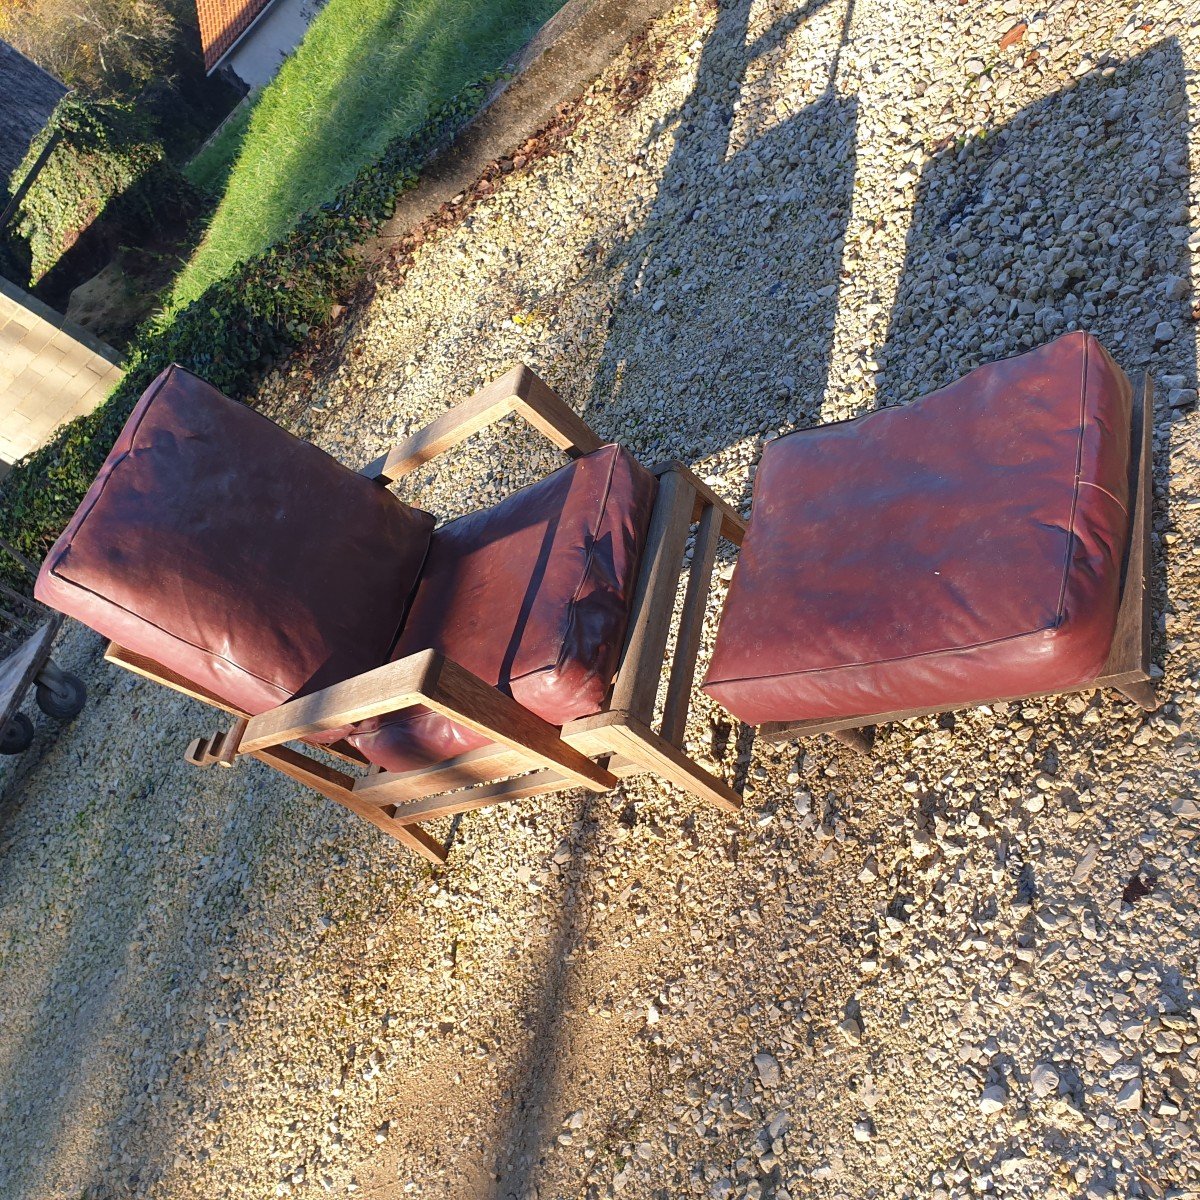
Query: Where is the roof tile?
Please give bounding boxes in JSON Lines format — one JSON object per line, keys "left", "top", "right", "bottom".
{"left": 195, "top": 0, "right": 275, "bottom": 73}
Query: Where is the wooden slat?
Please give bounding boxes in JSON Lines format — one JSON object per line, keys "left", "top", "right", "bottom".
{"left": 516, "top": 370, "right": 604, "bottom": 458}
{"left": 105, "top": 643, "right": 249, "bottom": 717}
{"left": 0, "top": 603, "right": 38, "bottom": 633}
{"left": 648, "top": 460, "right": 747, "bottom": 546}
{"left": 0, "top": 537, "right": 39, "bottom": 577}
{"left": 217, "top": 717, "right": 248, "bottom": 767}
{"left": 609, "top": 716, "right": 741, "bottom": 814}
{"left": 184, "top": 732, "right": 228, "bottom": 768}
{"left": 104, "top": 643, "right": 451, "bottom": 860}
{"left": 241, "top": 649, "right": 615, "bottom": 793}
{"left": 609, "top": 469, "right": 697, "bottom": 724}
{"left": 362, "top": 365, "right": 603, "bottom": 483}
{"left": 241, "top": 650, "right": 440, "bottom": 751}
{"left": 661, "top": 502, "right": 721, "bottom": 746}
{"left": 428, "top": 656, "right": 614, "bottom": 792}
{"left": 564, "top": 711, "right": 741, "bottom": 813}
{"left": 250, "top": 745, "right": 448, "bottom": 864}
{"left": 1101, "top": 372, "right": 1154, "bottom": 689}
{"left": 353, "top": 744, "right": 535, "bottom": 804}
{"left": 759, "top": 667, "right": 1150, "bottom": 742}
{"left": 105, "top": 644, "right": 382, "bottom": 766}
{"left": 390, "top": 769, "right": 571, "bottom": 824}
{"left": 0, "top": 579, "right": 42, "bottom": 614}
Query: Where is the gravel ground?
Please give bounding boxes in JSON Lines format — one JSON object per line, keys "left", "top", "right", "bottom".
{"left": 2, "top": 1, "right": 1199, "bottom": 1198}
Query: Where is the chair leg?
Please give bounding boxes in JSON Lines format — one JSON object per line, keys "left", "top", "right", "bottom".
{"left": 829, "top": 725, "right": 875, "bottom": 755}
{"left": 250, "top": 745, "right": 449, "bottom": 865}
{"left": 1115, "top": 678, "right": 1157, "bottom": 712}
{"left": 564, "top": 712, "right": 741, "bottom": 814}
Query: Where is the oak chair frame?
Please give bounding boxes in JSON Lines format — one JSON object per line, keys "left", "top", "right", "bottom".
{"left": 758, "top": 373, "right": 1158, "bottom": 750}
{"left": 103, "top": 365, "right": 745, "bottom": 865}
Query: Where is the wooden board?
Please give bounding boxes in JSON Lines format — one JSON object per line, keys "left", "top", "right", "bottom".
{"left": 661, "top": 501, "right": 721, "bottom": 746}
{"left": 1099, "top": 372, "right": 1154, "bottom": 686}
{"left": 564, "top": 710, "right": 741, "bottom": 813}
{"left": 241, "top": 649, "right": 615, "bottom": 793}
{"left": 0, "top": 617, "right": 60, "bottom": 730}
{"left": 106, "top": 643, "right": 248, "bottom": 718}
{"left": 648, "top": 460, "right": 747, "bottom": 546}
{"left": 389, "top": 768, "right": 572, "bottom": 825}
{"left": 362, "top": 365, "right": 603, "bottom": 483}
{"left": 608, "top": 469, "right": 696, "bottom": 724}
{"left": 250, "top": 745, "right": 448, "bottom": 864}
{"left": 354, "top": 744, "right": 536, "bottom": 805}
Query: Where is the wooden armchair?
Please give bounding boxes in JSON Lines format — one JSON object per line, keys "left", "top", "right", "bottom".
{"left": 37, "top": 364, "right": 744, "bottom": 865}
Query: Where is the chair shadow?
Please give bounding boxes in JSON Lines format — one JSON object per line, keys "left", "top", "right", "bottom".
{"left": 486, "top": 0, "right": 861, "bottom": 1196}
{"left": 3, "top": 18, "right": 1196, "bottom": 1200}
{"left": 489, "top": 25, "right": 1197, "bottom": 1200}
{"left": 586, "top": 0, "right": 858, "bottom": 502}
{"left": 874, "top": 35, "right": 1194, "bottom": 682}
{"left": 876, "top": 37, "right": 1194, "bottom": 410}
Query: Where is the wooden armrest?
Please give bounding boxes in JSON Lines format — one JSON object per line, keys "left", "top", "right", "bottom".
{"left": 649, "top": 460, "right": 748, "bottom": 546}
{"left": 362, "top": 364, "right": 604, "bottom": 484}
{"left": 240, "top": 648, "right": 615, "bottom": 793}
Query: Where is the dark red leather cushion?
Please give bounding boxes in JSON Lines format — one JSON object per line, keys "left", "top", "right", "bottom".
{"left": 35, "top": 364, "right": 435, "bottom": 716}
{"left": 703, "top": 332, "right": 1133, "bottom": 724}
{"left": 346, "top": 445, "right": 656, "bottom": 772}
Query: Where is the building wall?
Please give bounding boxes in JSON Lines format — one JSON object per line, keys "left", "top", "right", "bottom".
{"left": 0, "top": 276, "right": 122, "bottom": 475}
{"left": 227, "top": 0, "right": 325, "bottom": 90}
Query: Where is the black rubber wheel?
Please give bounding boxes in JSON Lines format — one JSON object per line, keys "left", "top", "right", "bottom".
{"left": 35, "top": 673, "right": 87, "bottom": 721}
{"left": 0, "top": 712, "right": 33, "bottom": 755}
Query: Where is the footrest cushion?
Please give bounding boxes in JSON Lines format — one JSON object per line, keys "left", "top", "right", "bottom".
{"left": 702, "top": 332, "right": 1133, "bottom": 725}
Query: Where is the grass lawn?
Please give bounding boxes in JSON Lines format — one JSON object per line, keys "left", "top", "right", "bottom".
{"left": 174, "top": 0, "right": 565, "bottom": 308}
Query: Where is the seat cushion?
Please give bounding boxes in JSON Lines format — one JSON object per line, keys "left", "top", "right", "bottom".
{"left": 703, "top": 332, "right": 1133, "bottom": 725}
{"left": 35, "top": 364, "right": 435, "bottom": 717}
{"left": 345, "top": 444, "right": 656, "bottom": 773}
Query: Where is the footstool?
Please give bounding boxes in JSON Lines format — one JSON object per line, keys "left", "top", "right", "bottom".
{"left": 702, "top": 331, "right": 1155, "bottom": 744}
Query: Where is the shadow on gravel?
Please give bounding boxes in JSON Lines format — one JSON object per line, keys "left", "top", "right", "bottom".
{"left": 877, "top": 33, "right": 1194, "bottom": 703}
{"left": 878, "top": 37, "right": 1194, "bottom": 409}
{"left": 587, "top": 0, "right": 858, "bottom": 517}
{"left": 0, "top": 741, "right": 210, "bottom": 1198}
{"left": 486, "top": 803, "right": 601, "bottom": 1197}
{"left": 488, "top": 1, "right": 858, "bottom": 1195}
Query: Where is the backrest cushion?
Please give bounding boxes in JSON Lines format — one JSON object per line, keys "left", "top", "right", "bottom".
{"left": 35, "top": 365, "right": 435, "bottom": 715}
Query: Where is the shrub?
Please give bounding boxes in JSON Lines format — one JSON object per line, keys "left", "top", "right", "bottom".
{"left": 0, "top": 77, "right": 494, "bottom": 595}
{"left": 4, "top": 96, "right": 195, "bottom": 286}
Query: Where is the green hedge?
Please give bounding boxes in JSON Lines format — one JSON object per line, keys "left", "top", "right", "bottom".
{"left": 4, "top": 97, "right": 194, "bottom": 286}
{"left": 0, "top": 77, "right": 495, "bottom": 594}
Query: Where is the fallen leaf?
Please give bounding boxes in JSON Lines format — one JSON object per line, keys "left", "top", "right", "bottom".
{"left": 1121, "top": 872, "right": 1153, "bottom": 905}
{"left": 999, "top": 22, "right": 1027, "bottom": 49}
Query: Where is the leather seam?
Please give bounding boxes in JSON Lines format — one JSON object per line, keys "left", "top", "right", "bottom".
{"left": 1054, "top": 333, "right": 1089, "bottom": 626}
{"left": 709, "top": 335, "right": 1109, "bottom": 691}
{"left": 42, "top": 368, "right": 291, "bottom": 697}
{"left": 705, "top": 620, "right": 1065, "bottom": 690}
{"left": 49, "top": 364, "right": 420, "bottom": 704}
{"left": 45, "top": 571, "right": 295, "bottom": 702}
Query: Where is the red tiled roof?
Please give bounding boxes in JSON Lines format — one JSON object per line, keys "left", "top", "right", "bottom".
{"left": 196, "top": 0, "right": 275, "bottom": 73}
